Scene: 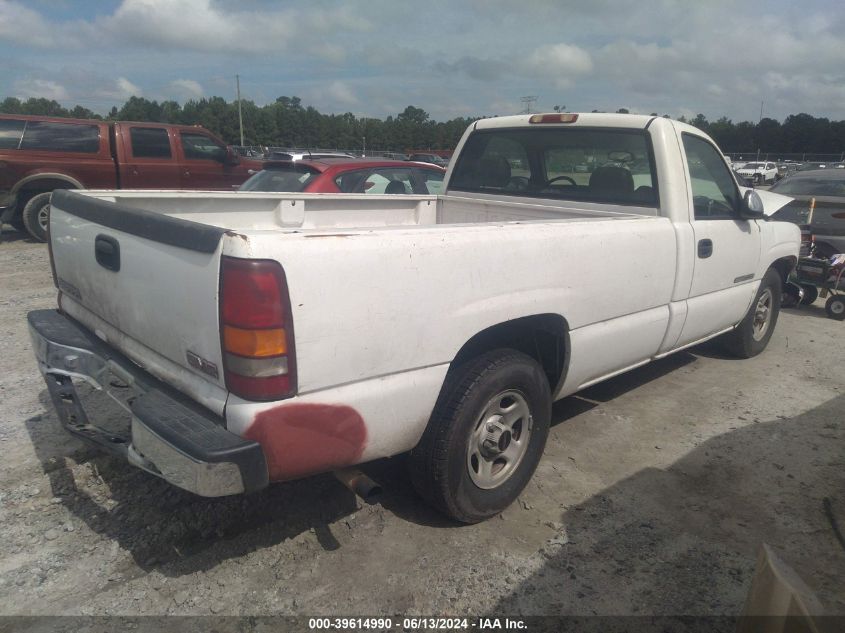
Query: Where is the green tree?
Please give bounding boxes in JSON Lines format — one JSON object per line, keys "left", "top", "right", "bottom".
{"left": 0, "top": 97, "right": 23, "bottom": 114}
{"left": 397, "top": 105, "right": 429, "bottom": 125}
{"left": 117, "top": 96, "right": 161, "bottom": 122}
{"left": 690, "top": 113, "right": 709, "bottom": 131}
{"left": 20, "top": 98, "right": 67, "bottom": 116}
{"left": 69, "top": 105, "right": 100, "bottom": 119}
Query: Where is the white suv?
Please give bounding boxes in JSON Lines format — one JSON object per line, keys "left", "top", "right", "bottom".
{"left": 737, "top": 161, "right": 778, "bottom": 185}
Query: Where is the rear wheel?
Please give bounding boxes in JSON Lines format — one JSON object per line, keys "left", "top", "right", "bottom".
{"left": 825, "top": 296, "right": 845, "bottom": 320}
{"left": 409, "top": 349, "right": 551, "bottom": 523}
{"left": 720, "top": 268, "right": 782, "bottom": 358}
{"left": 21, "top": 192, "right": 52, "bottom": 242}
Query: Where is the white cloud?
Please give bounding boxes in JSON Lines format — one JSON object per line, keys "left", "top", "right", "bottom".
{"left": 526, "top": 43, "right": 594, "bottom": 76}
{"left": 327, "top": 81, "right": 359, "bottom": 107}
{"left": 305, "top": 81, "right": 360, "bottom": 110}
{"left": 2, "top": 1, "right": 845, "bottom": 122}
{"left": 13, "top": 78, "right": 69, "bottom": 101}
{"left": 0, "top": 1, "right": 51, "bottom": 46}
{"left": 90, "top": 76, "right": 141, "bottom": 101}
{"left": 0, "top": 0, "right": 372, "bottom": 55}
{"left": 168, "top": 79, "right": 204, "bottom": 100}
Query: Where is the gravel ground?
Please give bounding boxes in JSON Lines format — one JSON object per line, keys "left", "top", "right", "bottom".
{"left": 0, "top": 229, "right": 843, "bottom": 618}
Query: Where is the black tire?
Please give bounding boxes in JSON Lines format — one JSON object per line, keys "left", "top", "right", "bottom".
{"left": 409, "top": 349, "right": 551, "bottom": 523}
{"left": 781, "top": 284, "right": 801, "bottom": 308}
{"left": 800, "top": 284, "right": 819, "bottom": 305}
{"left": 813, "top": 243, "right": 836, "bottom": 261}
{"left": 719, "top": 268, "right": 782, "bottom": 358}
{"left": 9, "top": 216, "right": 26, "bottom": 233}
{"left": 22, "top": 191, "right": 52, "bottom": 242}
{"left": 825, "top": 296, "right": 845, "bottom": 320}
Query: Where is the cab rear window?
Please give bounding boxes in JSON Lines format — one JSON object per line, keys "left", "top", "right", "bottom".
{"left": 19, "top": 121, "right": 100, "bottom": 153}
{"left": 449, "top": 128, "right": 658, "bottom": 207}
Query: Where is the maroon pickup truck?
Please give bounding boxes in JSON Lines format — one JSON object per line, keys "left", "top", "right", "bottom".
{"left": 0, "top": 114, "right": 263, "bottom": 241}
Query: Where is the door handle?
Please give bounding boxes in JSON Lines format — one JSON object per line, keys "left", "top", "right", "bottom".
{"left": 95, "top": 234, "right": 121, "bottom": 272}
{"left": 131, "top": 168, "right": 139, "bottom": 176}
{"left": 183, "top": 170, "right": 190, "bottom": 177}
{"left": 698, "top": 239, "right": 713, "bottom": 258}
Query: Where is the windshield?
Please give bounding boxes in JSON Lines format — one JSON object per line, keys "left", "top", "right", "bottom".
{"left": 239, "top": 165, "right": 319, "bottom": 192}
{"left": 449, "top": 127, "right": 657, "bottom": 206}
{"left": 770, "top": 177, "right": 845, "bottom": 197}
{"left": 742, "top": 163, "right": 762, "bottom": 170}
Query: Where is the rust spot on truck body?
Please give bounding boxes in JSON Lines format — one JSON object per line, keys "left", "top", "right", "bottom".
{"left": 244, "top": 403, "right": 367, "bottom": 481}
{"left": 225, "top": 230, "right": 250, "bottom": 243}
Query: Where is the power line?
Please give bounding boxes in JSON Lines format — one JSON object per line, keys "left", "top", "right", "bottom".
{"left": 520, "top": 96, "right": 538, "bottom": 114}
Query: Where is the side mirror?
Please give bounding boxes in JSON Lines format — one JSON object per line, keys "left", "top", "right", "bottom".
{"left": 224, "top": 147, "right": 240, "bottom": 166}
{"left": 739, "top": 189, "right": 765, "bottom": 219}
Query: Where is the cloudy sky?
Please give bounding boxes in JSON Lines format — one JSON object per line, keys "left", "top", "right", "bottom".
{"left": 2, "top": 0, "right": 844, "bottom": 122}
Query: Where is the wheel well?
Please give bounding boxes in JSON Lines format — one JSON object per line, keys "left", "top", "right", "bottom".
{"left": 451, "top": 314, "right": 569, "bottom": 391}
{"left": 770, "top": 256, "right": 797, "bottom": 285}
{"left": 15, "top": 179, "right": 77, "bottom": 208}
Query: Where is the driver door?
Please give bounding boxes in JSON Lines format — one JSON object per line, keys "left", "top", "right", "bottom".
{"left": 178, "top": 131, "right": 240, "bottom": 189}
{"left": 676, "top": 133, "right": 761, "bottom": 347}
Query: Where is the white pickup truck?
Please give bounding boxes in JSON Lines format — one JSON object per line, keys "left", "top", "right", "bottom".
{"left": 29, "top": 113, "right": 800, "bottom": 523}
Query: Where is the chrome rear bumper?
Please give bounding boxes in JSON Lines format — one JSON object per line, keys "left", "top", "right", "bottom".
{"left": 28, "top": 309, "right": 268, "bottom": 497}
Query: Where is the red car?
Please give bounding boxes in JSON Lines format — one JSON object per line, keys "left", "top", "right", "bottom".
{"left": 239, "top": 158, "right": 446, "bottom": 195}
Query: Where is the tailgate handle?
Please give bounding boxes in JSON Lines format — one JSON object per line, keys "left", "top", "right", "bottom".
{"left": 95, "top": 234, "right": 121, "bottom": 272}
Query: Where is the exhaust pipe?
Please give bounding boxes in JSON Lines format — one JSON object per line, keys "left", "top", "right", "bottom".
{"left": 334, "top": 468, "right": 382, "bottom": 503}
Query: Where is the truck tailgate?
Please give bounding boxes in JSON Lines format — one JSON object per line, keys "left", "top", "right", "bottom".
{"left": 49, "top": 189, "right": 229, "bottom": 414}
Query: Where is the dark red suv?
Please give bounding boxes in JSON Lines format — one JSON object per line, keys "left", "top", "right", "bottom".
{"left": 0, "top": 115, "right": 261, "bottom": 240}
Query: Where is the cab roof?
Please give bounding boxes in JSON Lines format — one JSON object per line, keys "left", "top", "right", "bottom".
{"left": 474, "top": 112, "right": 660, "bottom": 131}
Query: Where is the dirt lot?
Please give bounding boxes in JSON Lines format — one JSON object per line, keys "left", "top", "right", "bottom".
{"left": 0, "top": 229, "right": 843, "bottom": 618}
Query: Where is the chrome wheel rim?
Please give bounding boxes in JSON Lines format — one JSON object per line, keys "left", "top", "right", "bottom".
{"left": 752, "top": 288, "right": 773, "bottom": 341}
{"left": 38, "top": 203, "right": 50, "bottom": 232}
{"left": 467, "top": 390, "right": 532, "bottom": 489}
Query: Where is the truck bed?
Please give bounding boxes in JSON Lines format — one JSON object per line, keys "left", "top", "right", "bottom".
{"left": 80, "top": 190, "right": 659, "bottom": 232}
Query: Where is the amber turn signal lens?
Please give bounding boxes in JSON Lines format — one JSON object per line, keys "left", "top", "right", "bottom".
{"left": 223, "top": 325, "right": 287, "bottom": 358}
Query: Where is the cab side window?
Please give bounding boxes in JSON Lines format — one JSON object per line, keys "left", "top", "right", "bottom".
{"left": 20, "top": 121, "right": 100, "bottom": 153}
{"left": 180, "top": 132, "right": 226, "bottom": 162}
{"left": 129, "top": 127, "right": 172, "bottom": 158}
{"left": 682, "top": 134, "right": 739, "bottom": 220}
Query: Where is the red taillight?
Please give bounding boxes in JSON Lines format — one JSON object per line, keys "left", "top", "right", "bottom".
{"left": 222, "top": 259, "right": 286, "bottom": 328}
{"left": 220, "top": 257, "right": 296, "bottom": 401}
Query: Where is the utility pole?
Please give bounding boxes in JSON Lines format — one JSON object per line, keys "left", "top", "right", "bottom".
{"left": 520, "top": 96, "right": 538, "bottom": 114}
{"left": 759, "top": 100, "right": 764, "bottom": 123}
{"left": 236, "top": 74, "right": 244, "bottom": 146}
